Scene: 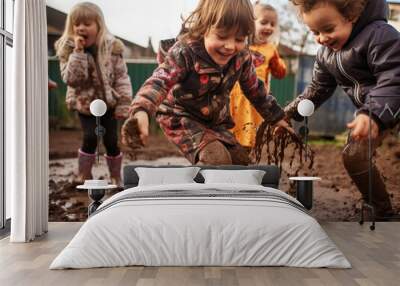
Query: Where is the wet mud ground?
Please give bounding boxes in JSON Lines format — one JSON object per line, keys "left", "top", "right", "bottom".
{"left": 49, "top": 130, "right": 400, "bottom": 222}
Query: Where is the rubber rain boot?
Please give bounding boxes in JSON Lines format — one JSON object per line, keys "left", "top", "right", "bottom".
{"left": 76, "top": 149, "right": 96, "bottom": 184}
{"left": 105, "top": 152, "right": 123, "bottom": 187}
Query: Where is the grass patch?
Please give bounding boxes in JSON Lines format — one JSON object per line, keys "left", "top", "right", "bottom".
{"left": 309, "top": 139, "right": 343, "bottom": 147}
{"left": 308, "top": 133, "right": 347, "bottom": 147}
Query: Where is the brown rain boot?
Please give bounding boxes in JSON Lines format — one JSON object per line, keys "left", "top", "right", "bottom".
{"left": 342, "top": 140, "right": 393, "bottom": 218}
{"left": 77, "top": 149, "right": 96, "bottom": 184}
{"left": 346, "top": 167, "right": 393, "bottom": 218}
{"left": 105, "top": 152, "right": 123, "bottom": 186}
{"left": 226, "top": 144, "right": 251, "bottom": 165}
{"left": 197, "top": 141, "right": 232, "bottom": 165}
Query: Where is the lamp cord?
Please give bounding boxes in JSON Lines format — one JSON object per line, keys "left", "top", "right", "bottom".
{"left": 368, "top": 96, "right": 372, "bottom": 208}
{"left": 96, "top": 116, "right": 100, "bottom": 164}
{"left": 305, "top": 117, "right": 308, "bottom": 162}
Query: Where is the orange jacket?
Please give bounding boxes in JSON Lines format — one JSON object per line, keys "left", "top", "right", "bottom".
{"left": 230, "top": 43, "right": 286, "bottom": 147}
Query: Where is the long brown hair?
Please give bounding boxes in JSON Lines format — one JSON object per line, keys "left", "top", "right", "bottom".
{"left": 179, "top": 0, "right": 255, "bottom": 41}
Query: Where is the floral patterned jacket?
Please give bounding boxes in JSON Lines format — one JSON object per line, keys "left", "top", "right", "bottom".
{"left": 58, "top": 37, "right": 132, "bottom": 117}
{"left": 131, "top": 40, "right": 284, "bottom": 128}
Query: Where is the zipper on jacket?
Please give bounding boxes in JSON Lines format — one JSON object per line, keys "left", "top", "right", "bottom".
{"left": 93, "top": 55, "right": 107, "bottom": 101}
{"left": 335, "top": 52, "right": 362, "bottom": 106}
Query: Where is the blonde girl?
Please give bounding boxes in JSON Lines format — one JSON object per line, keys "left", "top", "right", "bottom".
{"left": 55, "top": 2, "right": 132, "bottom": 185}
{"left": 230, "top": 1, "right": 287, "bottom": 149}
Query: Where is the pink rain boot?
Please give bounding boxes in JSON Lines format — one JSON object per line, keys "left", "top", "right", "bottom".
{"left": 105, "top": 152, "right": 123, "bottom": 187}
{"left": 77, "top": 149, "right": 96, "bottom": 184}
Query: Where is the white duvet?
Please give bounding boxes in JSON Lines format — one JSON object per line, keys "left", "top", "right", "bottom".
{"left": 50, "top": 183, "right": 351, "bottom": 269}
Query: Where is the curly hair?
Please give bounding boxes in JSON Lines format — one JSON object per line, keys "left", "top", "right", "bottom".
{"left": 290, "top": 0, "right": 368, "bottom": 21}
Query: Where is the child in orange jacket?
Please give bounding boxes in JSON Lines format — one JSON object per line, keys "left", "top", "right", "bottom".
{"left": 230, "top": 2, "right": 286, "bottom": 148}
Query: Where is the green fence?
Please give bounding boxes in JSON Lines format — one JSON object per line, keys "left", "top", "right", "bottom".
{"left": 126, "top": 60, "right": 158, "bottom": 94}
{"left": 48, "top": 59, "right": 73, "bottom": 127}
{"left": 48, "top": 58, "right": 295, "bottom": 128}
{"left": 270, "top": 75, "right": 296, "bottom": 107}
{"left": 48, "top": 59, "right": 158, "bottom": 128}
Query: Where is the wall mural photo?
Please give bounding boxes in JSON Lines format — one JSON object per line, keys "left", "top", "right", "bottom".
{"left": 47, "top": 0, "right": 400, "bottom": 223}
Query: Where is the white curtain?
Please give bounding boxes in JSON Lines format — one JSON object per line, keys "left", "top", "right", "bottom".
{"left": 7, "top": 0, "right": 49, "bottom": 242}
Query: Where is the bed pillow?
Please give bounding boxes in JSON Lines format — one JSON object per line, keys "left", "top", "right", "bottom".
{"left": 200, "top": 169, "right": 266, "bottom": 185}
{"left": 135, "top": 167, "right": 201, "bottom": 186}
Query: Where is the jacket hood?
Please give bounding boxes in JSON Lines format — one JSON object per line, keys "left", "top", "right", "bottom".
{"left": 348, "top": 0, "right": 388, "bottom": 42}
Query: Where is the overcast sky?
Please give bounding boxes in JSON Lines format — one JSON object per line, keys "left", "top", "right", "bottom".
{"left": 46, "top": 0, "right": 288, "bottom": 48}
{"left": 48, "top": 0, "right": 399, "bottom": 53}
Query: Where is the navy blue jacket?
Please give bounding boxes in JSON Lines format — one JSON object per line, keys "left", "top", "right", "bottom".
{"left": 285, "top": 0, "right": 400, "bottom": 130}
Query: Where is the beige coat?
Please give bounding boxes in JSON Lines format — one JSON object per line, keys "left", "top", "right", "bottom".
{"left": 58, "top": 37, "right": 132, "bottom": 118}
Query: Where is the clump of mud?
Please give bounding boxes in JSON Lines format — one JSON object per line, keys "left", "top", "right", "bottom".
{"left": 121, "top": 117, "right": 144, "bottom": 159}
{"left": 253, "top": 122, "right": 314, "bottom": 176}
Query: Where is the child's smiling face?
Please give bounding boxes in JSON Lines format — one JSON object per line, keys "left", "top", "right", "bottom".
{"left": 204, "top": 27, "right": 246, "bottom": 67}
{"left": 73, "top": 20, "right": 99, "bottom": 48}
{"left": 303, "top": 2, "right": 354, "bottom": 51}
{"left": 254, "top": 8, "right": 277, "bottom": 44}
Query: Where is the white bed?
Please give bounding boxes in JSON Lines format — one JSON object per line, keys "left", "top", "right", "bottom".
{"left": 50, "top": 182, "right": 351, "bottom": 269}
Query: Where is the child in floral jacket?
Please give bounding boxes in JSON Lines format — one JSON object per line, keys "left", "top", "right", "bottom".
{"left": 122, "top": 0, "right": 291, "bottom": 165}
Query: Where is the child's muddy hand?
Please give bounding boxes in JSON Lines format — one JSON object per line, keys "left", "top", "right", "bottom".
{"left": 273, "top": 119, "right": 295, "bottom": 136}
{"left": 134, "top": 111, "right": 149, "bottom": 145}
{"left": 121, "top": 112, "right": 148, "bottom": 149}
{"left": 347, "top": 114, "right": 379, "bottom": 141}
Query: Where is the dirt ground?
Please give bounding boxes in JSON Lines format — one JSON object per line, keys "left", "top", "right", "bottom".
{"left": 49, "top": 129, "right": 400, "bottom": 222}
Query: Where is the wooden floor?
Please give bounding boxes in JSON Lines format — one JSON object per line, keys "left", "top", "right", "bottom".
{"left": 0, "top": 222, "right": 399, "bottom": 286}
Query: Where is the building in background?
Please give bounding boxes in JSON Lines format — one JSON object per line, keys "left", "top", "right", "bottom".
{"left": 389, "top": 1, "right": 400, "bottom": 31}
